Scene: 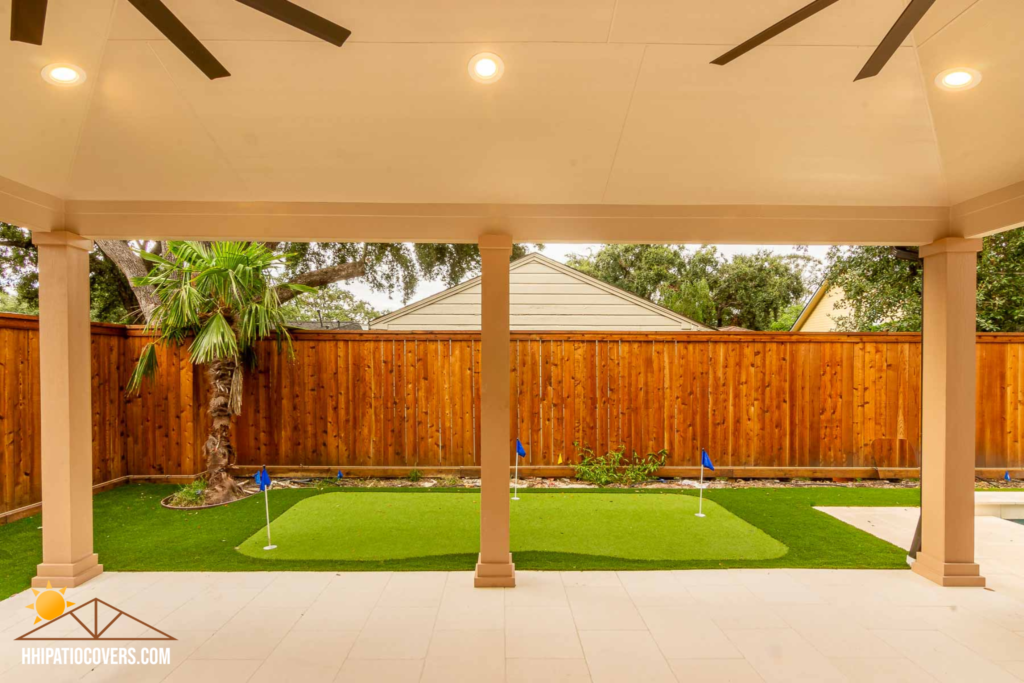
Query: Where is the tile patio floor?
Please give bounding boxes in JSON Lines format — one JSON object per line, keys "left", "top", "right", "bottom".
{"left": 1, "top": 513, "right": 1023, "bottom": 682}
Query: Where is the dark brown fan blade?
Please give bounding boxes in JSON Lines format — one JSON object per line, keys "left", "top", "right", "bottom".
{"left": 236, "top": 0, "right": 350, "bottom": 47}
{"left": 10, "top": 0, "right": 48, "bottom": 45}
{"left": 855, "top": 0, "right": 935, "bottom": 81}
{"left": 127, "top": 0, "right": 230, "bottom": 79}
{"left": 711, "top": 0, "right": 841, "bottom": 66}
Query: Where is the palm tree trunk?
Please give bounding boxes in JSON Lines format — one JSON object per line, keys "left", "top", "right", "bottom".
{"left": 203, "top": 357, "right": 244, "bottom": 504}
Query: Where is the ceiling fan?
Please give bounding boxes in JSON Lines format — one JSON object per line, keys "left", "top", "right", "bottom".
{"left": 711, "top": 0, "right": 935, "bottom": 81}
{"left": 10, "top": 0, "right": 351, "bottom": 80}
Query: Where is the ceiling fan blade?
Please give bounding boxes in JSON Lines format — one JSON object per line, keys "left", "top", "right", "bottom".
{"left": 236, "top": 0, "right": 351, "bottom": 47}
{"left": 10, "top": 0, "right": 48, "bottom": 45}
{"left": 855, "top": 0, "right": 935, "bottom": 80}
{"left": 711, "top": 0, "right": 841, "bottom": 66}
{"left": 127, "top": 0, "right": 230, "bottom": 79}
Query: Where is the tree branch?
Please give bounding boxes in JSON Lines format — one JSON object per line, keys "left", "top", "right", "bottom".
{"left": 0, "top": 239, "right": 32, "bottom": 249}
{"left": 276, "top": 262, "right": 367, "bottom": 305}
{"left": 96, "top": 240, "right": 162, "bottom": 322}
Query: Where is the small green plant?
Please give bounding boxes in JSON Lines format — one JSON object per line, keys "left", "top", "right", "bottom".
{"left": 573, "top": 444, "right": 622, "bottom": 486}
{"left": 439, "top": 474, "right": 460, "bottom": 488}
{"left": 408, "top": 469, "right": 423, "bottom": 482}
{"left": 314, "top": 478, "right": 333, "bottom": 492}
{"left": 619, "top": 449, "right": 668, "bottom": 486}
{"left": 168, "top": 478, "right": 208, "bottom": 507}
{"left": 572, "top": 444, "right": 667, "bottom": 487}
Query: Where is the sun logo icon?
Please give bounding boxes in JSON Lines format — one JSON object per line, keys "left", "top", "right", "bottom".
{"left": 25, "top": 582, "right": 75, "bottom": 625}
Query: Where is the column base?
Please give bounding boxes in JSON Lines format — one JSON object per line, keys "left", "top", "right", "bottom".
{"left": 911, "top": 552, "right": 985, "bottom": 587}
{"left": 33, "top": 554, "right": 103, "bottom": 589}
{"left": 474, "top": 553, "right": 515, "bottom": 588}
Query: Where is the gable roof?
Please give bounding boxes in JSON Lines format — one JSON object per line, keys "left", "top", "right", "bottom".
{"left": 370, "top": 252, "right": 710, "bottom": 330}
{"left": 791, "top": 280, "right": 830, "bottom": 331}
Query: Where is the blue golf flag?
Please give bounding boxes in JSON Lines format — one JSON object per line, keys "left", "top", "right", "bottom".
{"left": 255, "top": 466, "right": 271, "bottom": 492}
{"left": 1007, "top": 471, "right": 1012, "bottom": 482}
{"left": 516, "top": 439, "right": 526, "bottom": 458}
{"left": 337, "top": 470, "right": 344, "bottom": 480}
{"left": 701, "top": 449, "right": 715, "bottom": 471}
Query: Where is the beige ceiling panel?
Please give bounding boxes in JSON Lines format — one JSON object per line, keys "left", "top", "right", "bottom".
{"left": 108, "top": 0, "right": 616, "bottom": 43}
{"left": 913, "top": 0, "right": 982, "bottom": 46}
{"left": 144, "top": 41, "right": 643, "bottom": 203}
{"left": 67, "top": 42, "right": 249, "bottom": 200}
{"left": 610, "top": 0, "right": 909, "bottom": 47}
{"left": 604, "top": 44, "right": 947, "bottom": 206}
{"left": 918, "top": 0, "right": 1024, "bottom": 204}
{"left": 0, "top": 0, "right": 116, "bottom": 196}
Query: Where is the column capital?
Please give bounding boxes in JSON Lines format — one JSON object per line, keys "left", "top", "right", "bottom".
{"left": 478, "top": 233, "right": 513, "bottom": 251}
{"left": 32, "top": 230, "right": 93, "bottom": 252}
{"left": 919, "top": 237, "right": 982, "bottom": 259}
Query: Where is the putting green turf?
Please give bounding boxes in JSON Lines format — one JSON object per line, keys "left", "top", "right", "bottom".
{"left": 0, "top": 485, "right": 918, "bottom": 601}
{"left": 237, "top": 492, "right": 788, "bottom": 562}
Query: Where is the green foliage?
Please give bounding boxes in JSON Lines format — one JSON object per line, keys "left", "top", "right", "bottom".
{"left": 438, "top": 474, "right": 460, "bottom": 488}
{"left": 573, "top": 444, "right": 667, "bottom": 487}
{"left": 281, "top": 284, "right": 385, "bottom": 326}
{"left": 0, "top": 223, "right": 136, "bottom": 322}
{"left": 281, "top": 242, "right": 539, "bottom": 306}
{"left": 168, "top": 478, "right": 208, "bottom": 507}
{"left": 825, "top": 228, "right": 1024, "bottom": 332}
{"left": 127, "top": 241, "right": 296, "bottom": 394}
{"left": 767, "top": 303, "right": 806, "bottom": 331}
{"left": 408, "top": 469, "right": 423, "bottom": 482}
{"left": 568, "top": 245, "right": 815, "bottom": 330}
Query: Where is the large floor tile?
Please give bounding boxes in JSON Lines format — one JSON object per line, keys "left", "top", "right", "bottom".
{"left": 334, "top": 658, "right": 424, "bottom": 682}
{"left": 668, "top": 658, "right": 765, "bottom": 682}
{"left": 724, "top": 628, "right": 847, "bottom": 683}
{"left": 579, "top": 631, "right": 676, "bottom": 683}
{"left": 507, "top": 659, "right": 592, "bottom": 682}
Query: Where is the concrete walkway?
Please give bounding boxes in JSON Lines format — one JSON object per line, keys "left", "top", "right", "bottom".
{"left": 2, "top": 561, "right": 1024, "bottom": 683}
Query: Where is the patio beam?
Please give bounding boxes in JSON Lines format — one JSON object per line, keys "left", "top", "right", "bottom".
{"left": 30, "top": 231, "right": 103, "bottom": 588}
{"left": 913, "top": 236, "right": 985, "bottom": 587}
{"left": 58, "top": 200, "right": 951, "bottom": 246}
{"left": 475, "top": 233, "right": 515, "bottom": 588}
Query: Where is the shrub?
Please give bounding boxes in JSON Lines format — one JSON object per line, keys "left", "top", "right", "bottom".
{"left": 408, "top": 469, "right": 423, "bottom": 482}
{"left": 168, "top": 478, "right": 208, "bottom": 507}
{"left": 573, "top": 444, "right": 667, "bottom": 487}
{"left": 439, "top": 474, "right": 460, "bottom": 488}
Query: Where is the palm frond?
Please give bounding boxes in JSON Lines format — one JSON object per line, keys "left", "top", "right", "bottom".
{"left": 189, "top": 313, "right": 239, "bottom": 365}
{"left": 126, "top": 343, "right": 159, "bottom": 395}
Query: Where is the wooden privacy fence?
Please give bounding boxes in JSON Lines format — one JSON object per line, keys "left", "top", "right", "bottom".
{"left": 2, "top": 312, "right": 1024, "bottom": 519}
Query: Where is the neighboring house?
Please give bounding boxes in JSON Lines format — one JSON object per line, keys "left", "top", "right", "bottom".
{"left": 370, "top": 253, "right": 710, "bottom": 331}
{"left": 791, "top": 280, "right": 846, "bottom": 332}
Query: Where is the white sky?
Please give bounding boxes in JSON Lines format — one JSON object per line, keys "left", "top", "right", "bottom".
{"left": 344, "top": 244, "right": 831, "bottom": 314}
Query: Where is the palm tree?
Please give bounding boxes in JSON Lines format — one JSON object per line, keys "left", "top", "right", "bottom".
{"left": 128, "top": 242, "right": 312, "bottom": 504}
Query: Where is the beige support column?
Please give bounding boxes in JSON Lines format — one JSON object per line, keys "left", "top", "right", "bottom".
{"left": 912, "top": 237, "right": 985, "bottom": 588}
{"left": 475, "top": 233, "right": 515, "bottom": 588}
{"left": 31, "top": 231, "right": 102, "bottom": 588}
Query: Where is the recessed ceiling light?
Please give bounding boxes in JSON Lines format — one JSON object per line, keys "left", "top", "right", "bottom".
{"left": 935, "top": 67, "right": 981, "bottom": 91}
{"left": 468, "top": 52, "right": 504, "bottom": 84}
{"left": 41, "top": 63, "right": 87, "bottom": 87}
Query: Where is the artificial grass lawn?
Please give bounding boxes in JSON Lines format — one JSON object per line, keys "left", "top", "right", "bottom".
{"left": 237, "top": 493, "right": 787, "bottom": 562}
{"left": 0, "top": 484, "right": 920, "bottom": 601}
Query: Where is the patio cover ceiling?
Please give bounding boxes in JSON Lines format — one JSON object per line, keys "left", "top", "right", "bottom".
{"left": 1, "top": 0, "right": 1023, "bottom": 244}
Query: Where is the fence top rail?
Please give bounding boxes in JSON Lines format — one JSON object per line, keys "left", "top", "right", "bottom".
{"left": 2, "top": 313, "right": 1024, "bottom": 343}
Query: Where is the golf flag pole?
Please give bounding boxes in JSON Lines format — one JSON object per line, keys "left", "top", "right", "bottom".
{"left": 514, "top": 439, "right": 526, "bottom": 501}
{"left": 255, "top": 466, "right": 276, "bottom": 550}
{"left": 697, "top": 449, "right": 715, "bottom": 518}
